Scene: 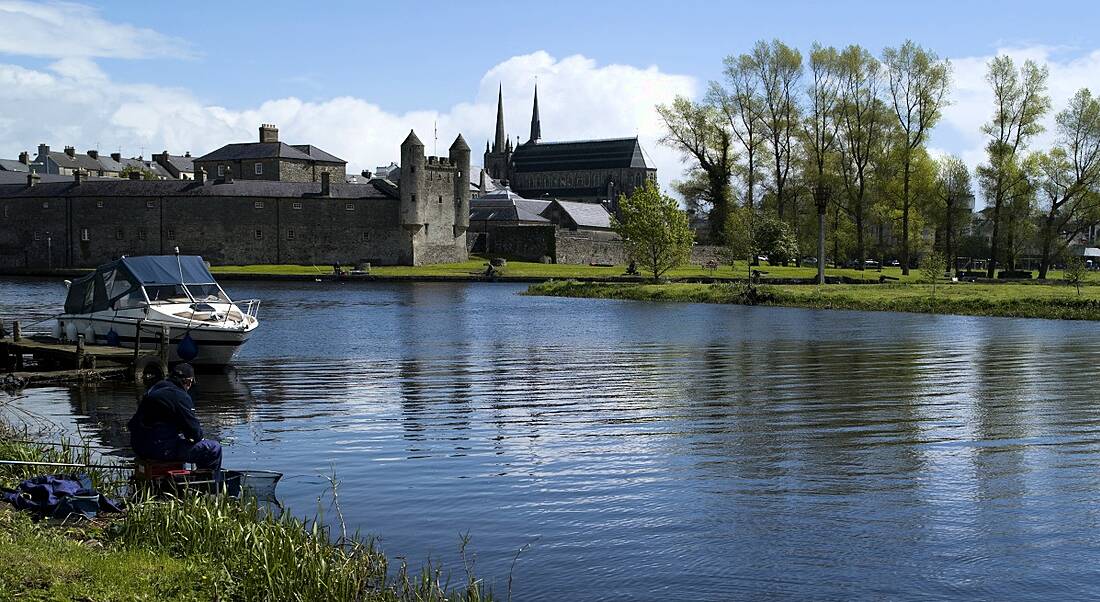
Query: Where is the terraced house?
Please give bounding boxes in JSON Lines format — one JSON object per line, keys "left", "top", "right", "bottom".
{"left": 192, "top": 124, "right": 346, "bottom": 183}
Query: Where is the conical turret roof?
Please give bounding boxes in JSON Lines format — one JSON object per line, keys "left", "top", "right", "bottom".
{"left": 450, "top": 134, "right": 470, "bottom": 151}
{"left": 402, "top": 129, "right": 424, "bottom": 147}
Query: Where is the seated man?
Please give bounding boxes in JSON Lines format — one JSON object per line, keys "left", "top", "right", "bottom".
{"left": 128, "top": 363, "right": 222, "bottom": 472}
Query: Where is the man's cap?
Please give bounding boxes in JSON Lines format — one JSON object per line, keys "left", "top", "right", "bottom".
{"left": 171, "top": 363, "right": 195, "bottom": 379}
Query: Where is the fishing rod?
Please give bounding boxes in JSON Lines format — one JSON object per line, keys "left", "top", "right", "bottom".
{"left": 7, "top": 439, "right": 111, "bottom": 450}
{"left": 0, "top": 459, "right": 132, "bottom": 470}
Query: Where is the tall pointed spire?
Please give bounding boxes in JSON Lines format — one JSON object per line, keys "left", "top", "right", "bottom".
{"left": 493, "top": 83, "right": 506, "bottom": 153}
{"left": 529, "top": 82, "right": 541, "bottom": 144}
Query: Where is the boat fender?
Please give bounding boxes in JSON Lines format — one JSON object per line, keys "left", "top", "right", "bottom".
{"left": 105, "top": 328, "right": 120, "bottom": 346}
{"left": 51, "top": 321, "right": 62, "bottom": 340}
{"left": 64, "top": 321, "right": 78, "bottom": 342}
{"left": 83, "top": 325, "right": 96, "bottom": 343}
{"left": 177, "top": 333, "right": 198, "bottom": 362}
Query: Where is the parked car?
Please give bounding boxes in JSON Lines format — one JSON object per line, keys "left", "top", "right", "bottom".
{"left": 802, "top": 256, "right": 818, "bottom": 266}
{"left": 864, "top": 259, "right": 881, "bottom": 268}
{"left": 887, "top": 259, "right": 900, "bottom": 267}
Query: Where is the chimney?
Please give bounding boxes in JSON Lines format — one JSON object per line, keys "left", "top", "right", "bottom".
{"left": 110, "top": 152, "right": 121, "bottom": 163}
{"left": 74, "top": 170, "right": 84, "bottom": 185}
{"left": 18, "top": 151, "right": 29, "bottom": 165}
{"left": 259, "top": 123, "right": 279, "bottom": 143}
{"left": 361, "top": 169, "right": 371, "bottom": 179}
{"left": 27, "top": 172, "right": 40, "bottom": 187}
{"left": 64, "top": 146, "right": 76, "bottom": 158}
{"left": 222, "top": 165, "right": 233, "bottom": 184}
{"left": 129, "top": 171, "right": 141, "bottom": 180}
{"left": 195, "top": 167, "right": 206, "bottom": 184}
{"left": 184, "top": 151, "right": 191, "bottom": 158}
{"left": 320, "top": 171, "right": 331, "bottom": 196}
{"left": 87, "top": 150, "right": 98, "bottom": 160}
{"left": 38, "top": 143, "right": 49, "bottom": 157}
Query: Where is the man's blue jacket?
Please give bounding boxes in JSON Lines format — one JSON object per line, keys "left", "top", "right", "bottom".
{"left": 128, "top": 378, "right": 203, "bottom": 455}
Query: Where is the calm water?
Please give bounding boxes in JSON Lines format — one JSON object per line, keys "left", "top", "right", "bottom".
{"left": 4, "top": 277, "right": 1100, "bottom": 600}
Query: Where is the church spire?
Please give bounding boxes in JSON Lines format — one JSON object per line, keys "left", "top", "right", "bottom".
{"left": 493, "top": 83, "right": 506, "bottom": 153}
{"left": 529, "top": 82, "right": 541, "bottom": 143}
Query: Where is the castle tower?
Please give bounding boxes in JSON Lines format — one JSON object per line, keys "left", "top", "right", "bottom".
{"left": 450, "top": 134, "right": 471, "bottom": 236}
{"left": 529, "top": 83, "right": 541, "bottom": 144}
{"left": 399, "top": 129, "right": 425, "bottom": 230}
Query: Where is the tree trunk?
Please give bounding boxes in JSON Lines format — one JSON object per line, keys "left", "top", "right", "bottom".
{"left": 817, "top": 209, "right": 826, "bottom": 284}
{"left": 856, "top": 209, "right": 865, "bottom": 269}
{"left": 1037, "top": 210, "right": 1057, "bottom": 280}
{"left": 902, "top": 158, "right": 911, "bottom": 275}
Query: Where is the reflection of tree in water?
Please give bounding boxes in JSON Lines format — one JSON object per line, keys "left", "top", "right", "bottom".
{"left": 65, "top": 370, "right": 257, "bottom": 455}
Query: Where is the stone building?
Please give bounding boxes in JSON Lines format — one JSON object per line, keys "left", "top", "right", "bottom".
{"left": 0, "top": 131, "right": 469, "bottom": 268}
{"left": 152, "top": 151, "right": 195, "bottom": 179}
{"left": 483, "top": 85, "right": 657, "bottom": 206}
{"left": 193, "top": 124, "right": 346, "bottom": 183}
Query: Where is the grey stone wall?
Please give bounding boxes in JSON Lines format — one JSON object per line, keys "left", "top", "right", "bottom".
{"left": 554, "top": 230, "right": 625, "bottom": 265}
{"left": 477, "top": 225, "right": 556, "bottom": 261}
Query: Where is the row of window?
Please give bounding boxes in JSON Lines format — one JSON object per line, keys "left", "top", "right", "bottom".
{"left": 216, "top": 164, "right": 264, "bottom": 176}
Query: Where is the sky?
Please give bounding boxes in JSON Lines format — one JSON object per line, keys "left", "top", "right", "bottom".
{"left": 2, "top": 0, "right": 1100, "bottom": 202}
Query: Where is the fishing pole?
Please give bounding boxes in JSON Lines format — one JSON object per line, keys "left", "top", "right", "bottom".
{"left": 6, "top": 439, "right": 112, "bottom": 450}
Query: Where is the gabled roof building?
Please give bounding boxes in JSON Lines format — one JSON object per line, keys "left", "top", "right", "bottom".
{"left": 193, "top": 124, "right": 346, "bottom": 183}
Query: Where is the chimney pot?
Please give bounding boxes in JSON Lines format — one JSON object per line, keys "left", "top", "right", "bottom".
{"left": 110, "top": 152, "right": 121, "bottom": 163}
{"left": 259, "top": 123, "right": 279, "bottom": 143}
{"left": 18, "top": 151, "right": 29, "bottom": 164}
{"left": 320, "top": 171, "right": 331, "bottom": 196}
{"left": 64, "top": 146, "right": 75, "bottom": 158}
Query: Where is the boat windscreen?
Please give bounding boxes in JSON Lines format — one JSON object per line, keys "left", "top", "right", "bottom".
{"left": 146, "top": 284, "right": 190, "bottom": 303}
{"left": 186, "top": 284, "right": 229, "bottom": 303}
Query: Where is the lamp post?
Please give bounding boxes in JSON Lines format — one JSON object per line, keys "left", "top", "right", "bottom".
{"left": 813, "top": 184, "right": 829, "bottom": 285}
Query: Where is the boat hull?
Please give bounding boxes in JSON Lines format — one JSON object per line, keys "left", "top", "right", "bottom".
{"left": 59, "top": 315, "right": 254, "bottom": 366}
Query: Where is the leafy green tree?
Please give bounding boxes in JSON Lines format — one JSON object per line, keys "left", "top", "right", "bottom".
{"left": 1036, "top": 89, "right": 1100, "bottom": 279}
{"left": 715, "top": 54, "right": 766, "bottom": 210}
{"left": 978, "top": 55, "right": 1050, "bottom": 277}
{"left": 657, "top": 97, "right": 735, "bottom": 241}
{"left": 1064, "top": 256, "right": 1087, "bottom": 294}
{"left": 920, "top": 251, "right": 949, "bottom": 302}
{"left": 120, "top": 164, "right": 158, "bottom": 180}
{"left": 722, "top": 207, "right": 756, "bottom": 278}
{"left": 613, "top": 181, "right": 694, "bottom": 280}
{"left": 883, "top": 41, "right": 951, "bottom": 275}
{"left": 750, "top": 39, "right": 803, "bottom": 220}
{"left": 932, "top": 155, "right": 973, "bottom": 268}
{"left": 802, "top": 43, "right": 843, "bottom": 283}
{"left": 753, "top": 213, "right": 800, "bottom": 265}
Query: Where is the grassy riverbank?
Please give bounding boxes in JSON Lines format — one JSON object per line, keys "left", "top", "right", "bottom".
{"left": 0, "top": 426, "right": 492, "bottom": 601}
{"left": 526, "top": 280, "right": 1100, "bottom": 320}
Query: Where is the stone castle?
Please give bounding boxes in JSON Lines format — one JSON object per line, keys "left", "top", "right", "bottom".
{"left": 0, "top": 130, "right": 469, "bottom": 269}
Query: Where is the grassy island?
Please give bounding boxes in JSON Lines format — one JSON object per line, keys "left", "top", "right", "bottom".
{"left": 525, "top": 280, "right": 1100, "bottom": 321}
{"left": 0, "top": 426, "right": 492, "bottom": 601}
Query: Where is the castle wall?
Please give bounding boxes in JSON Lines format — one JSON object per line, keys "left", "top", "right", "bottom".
{"left": 553, "top": 229, "right": 625, "bottom": 265}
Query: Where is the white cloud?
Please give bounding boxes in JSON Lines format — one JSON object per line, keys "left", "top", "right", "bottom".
{"left": 0, "top": 0, "right": 192, "bottom": 59}
{"left": 0, "top": 50, "right": 695, "bottom": 192}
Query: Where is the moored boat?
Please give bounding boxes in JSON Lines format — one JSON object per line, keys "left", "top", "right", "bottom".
{"left": 56, "top": 255, "right": 259, "bottom": 366}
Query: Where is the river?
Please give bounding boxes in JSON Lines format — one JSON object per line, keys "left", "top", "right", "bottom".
{"left": 3, "top": 277, "right": 1100, "bottom": 600}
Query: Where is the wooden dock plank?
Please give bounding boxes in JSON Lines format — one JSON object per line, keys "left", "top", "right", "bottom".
{"left": 0, "top": 337, "right": 134, "bottom": 359}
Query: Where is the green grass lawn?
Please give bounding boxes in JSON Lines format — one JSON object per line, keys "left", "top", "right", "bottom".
{"left": 526, "top": 280, "right": 1100, "bottom": 320}
{"left": 209, "top": 256, "right": 1100, "bottom": 284}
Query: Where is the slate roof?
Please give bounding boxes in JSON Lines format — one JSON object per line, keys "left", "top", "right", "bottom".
{"left": 0, "top": 178, "right": 397, "bottom": 200}
{"left": 510, "top": 137, "right": 650, "bottom": 172}
{"left": 161, "top": 154, "right": 194, "bottom": 173}
{"left": 0, "top": 171, "right": 91, "bottom": 184}
{"left": 95, "top": 155, "right": 126, "bottom": 173}
{"left": 195, "top": 142, "right": 345, "bottom": 164}
{"left": 548, "top": 199, "right": 613, "bottom": 229}
{"left": 470, "top": 188, "right": 551, "bottom": 223}
{"left": 0, "top": 159, "right": 29, "bottom": 172}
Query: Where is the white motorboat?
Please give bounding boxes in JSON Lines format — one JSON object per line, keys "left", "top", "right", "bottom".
{"left": 57, "top": 255, "right": 259, "bottom": 367}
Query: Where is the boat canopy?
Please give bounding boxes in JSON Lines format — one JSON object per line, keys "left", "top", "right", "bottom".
{"left": 64, "top": 255, "right": 216, "bottom": 314}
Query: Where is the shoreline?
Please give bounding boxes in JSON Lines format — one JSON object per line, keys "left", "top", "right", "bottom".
{"left": 523, "top": 280, "right": 1100, "bottom": 321}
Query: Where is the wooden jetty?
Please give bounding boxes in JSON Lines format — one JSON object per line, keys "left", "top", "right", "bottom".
{"left": 1, "top": 319, "right": 169, "bottom": 388}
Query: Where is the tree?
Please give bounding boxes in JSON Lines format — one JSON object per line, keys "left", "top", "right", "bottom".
{"left": 722, "top": 207, "right": 756, "bottom": 279}
{"left": 837, "top": 45, "right": 886, "bottom": 271}
{"left": 1064, "top": 256, "right": 1087, "bottom": 294}
{"left": 802, "top": 43, "right": 843, "bottom": 283}
{"left": 1035, "top": 89, "right": 1100, "bottom": 279}
{"left": 883, "top": 41, "right": 951, "bottom": 275}
{"left": 753, "top": 213, "right": 801, "bottom": 265}
{"left": 933, "top": 155, "right": 973, "bottom": 269}
{"left": 716, "top": 54, "right": 767, "bottom": 210}
{"left": 657, "top": 97, "right": 735, "bottom": 241}
{"left": 750, "top": 39, "right": 803, "bottom": 220}
{"left": 120, "top": 164, "right": 158, "bottom": 180}
{"left": 978, "top": 55, "right": 1050, "bottom": 277}
{"left": 920, "top": 251, "right": 948, "bottom": 302}
{"left": 613, "top": 180, "right": 694, "bottom": 280}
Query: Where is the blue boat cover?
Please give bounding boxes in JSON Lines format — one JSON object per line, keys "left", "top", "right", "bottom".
{"left": 65, "top": 255, "right": 216, "bottom": 314}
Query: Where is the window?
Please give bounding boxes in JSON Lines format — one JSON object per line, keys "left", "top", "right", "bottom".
{"left": 361, "top": 231, "right": 370, "bottom": 242}
{"left": 345, "top": 203, "right": 354, "bottom": 211}
{"left": 80, "top": 228, "right": 89, "bottom": 242}
{"left": 146, "top": 200, "right": 155, "bottom": 209}
{"left": 146, "top": 285, "right": 189, "bottom": 303}
{"left": 255, "top": 229, "right": 263, "bottom": 240}
{"left": 115, "top": 228, "right": 124, "bottom": 240}
{"left": 411, "top": 194, "right": 417, "bottom": 203}
{"left": 96, "top": 200, "right": 104, "bottom": 208}
{"left": 138, "top": 228, "right": 147, "bottom": 241}
{"left": 167, "top": 229, "right": 175, "bottom": 240}
{"left": 287, "top": 229, "right": 296, "bottom": 240}
{"left": 254, "top": 201, "right": 265, "bottom": 209}
{"left": 438, "top": 195, "right": 443, "bottom": 204}
{"left": 255, "top": 163, "right": 263, "bottom": 175}
{"left": 42, "top": 202, "right": 49, "bottom": 209}
{"left": 292, "top": 202, "right": 302, "bottom": 210}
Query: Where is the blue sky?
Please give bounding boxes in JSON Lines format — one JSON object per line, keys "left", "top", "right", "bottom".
{"left": 2, "top": 0, "right": 1100, "bottom": 199}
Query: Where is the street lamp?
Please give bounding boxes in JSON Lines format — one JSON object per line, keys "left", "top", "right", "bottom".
{"left": 813, "top": 184, "right": 830, "bottom": 285}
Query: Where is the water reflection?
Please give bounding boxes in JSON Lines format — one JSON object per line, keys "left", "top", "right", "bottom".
{"left": 6, "top": 279, "right": 1100, "bottom": 600}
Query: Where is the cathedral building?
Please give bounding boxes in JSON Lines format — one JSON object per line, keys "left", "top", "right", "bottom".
{"left": 483, "top": 85, "right": 657, "bottom": 207}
